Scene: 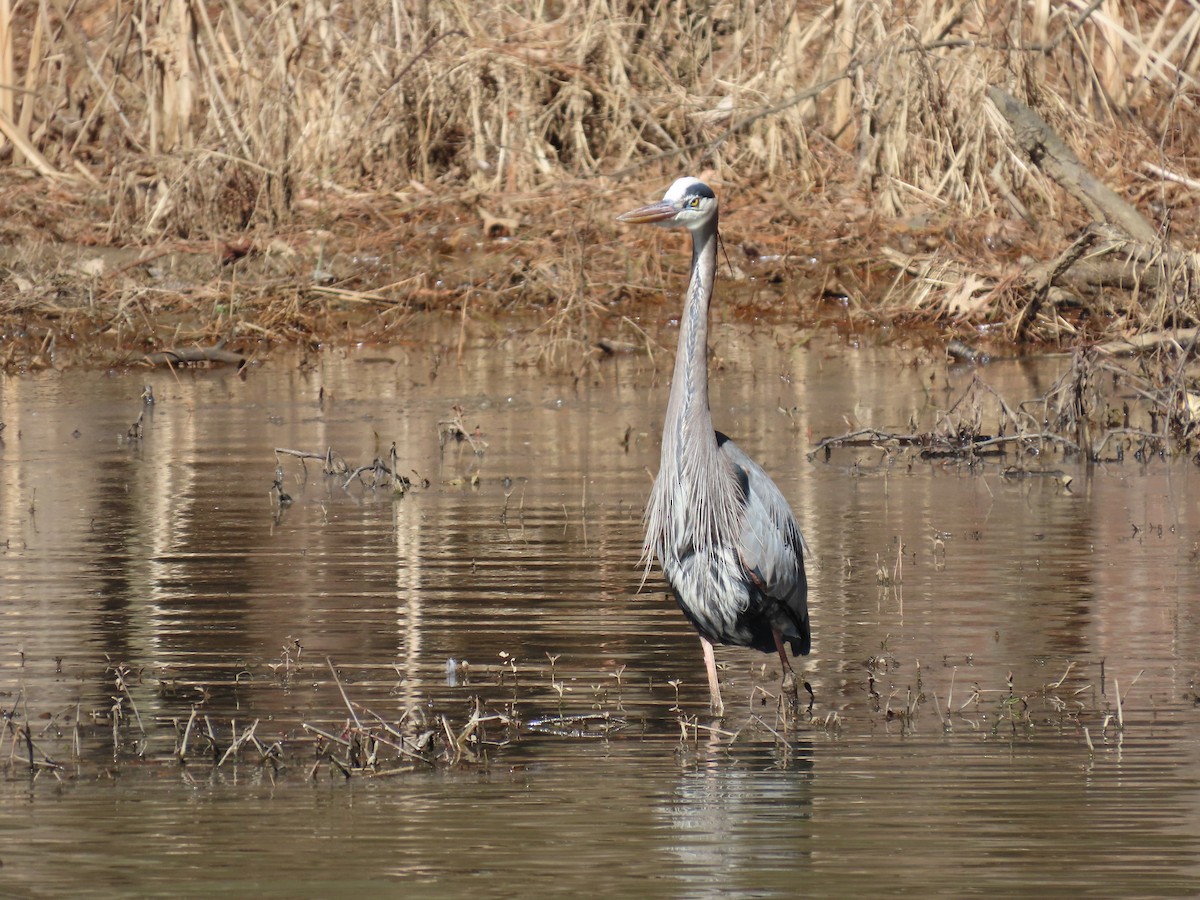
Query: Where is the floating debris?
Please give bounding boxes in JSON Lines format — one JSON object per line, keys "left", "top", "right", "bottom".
{"left": 143, "top": 343, "right": 246, "bottom": 370}
{"left": 525, "top": 713, "right": 629, "bottom": 738}
{"left": 946, "top": 339, "right": 991, "bottom": 364}
{"left": 812, "top": 349, "right": 1200, "bottom": 465}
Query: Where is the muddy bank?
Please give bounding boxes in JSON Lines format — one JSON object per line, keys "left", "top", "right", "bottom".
{"left": 3, "top": 168, "right": 1190, "bottom": 376}
{"left": 0, "top": 173, "right": 877, "bottom": 372}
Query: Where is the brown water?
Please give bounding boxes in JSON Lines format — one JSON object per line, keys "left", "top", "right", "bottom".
{"left": 2, "top": 323, "right": 1199, "bottom": 897}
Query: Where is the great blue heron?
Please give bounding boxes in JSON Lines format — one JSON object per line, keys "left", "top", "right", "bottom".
{"left": 618, "top": 177, "right": 811, "bottom": 716}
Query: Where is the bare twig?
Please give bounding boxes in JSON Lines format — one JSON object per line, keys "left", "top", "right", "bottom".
{"left": 327, "top": 658, "right": 363, "bottom": 730}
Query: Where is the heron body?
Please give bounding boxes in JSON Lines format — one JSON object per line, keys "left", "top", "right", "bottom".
{"left": 618, "top": 177, "right": 810, "bottom": 715}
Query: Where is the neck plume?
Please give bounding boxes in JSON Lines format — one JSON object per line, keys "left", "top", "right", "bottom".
{"left": 662, "top": 221, "right": 718, "bottom": 470}
{"left": 643, "top": 215, "right": 740, "bottom": 569}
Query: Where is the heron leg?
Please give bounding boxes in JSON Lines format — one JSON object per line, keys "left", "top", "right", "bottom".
{"left": 773, "top": 628, "right": 798, "bottom": 694}
{"left": 700, "top": 636, "right": 724, "bottom": 716}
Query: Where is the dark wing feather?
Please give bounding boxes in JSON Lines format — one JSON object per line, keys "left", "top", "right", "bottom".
{"left": 717, "top": 433, "right": 811, "bottom": 655}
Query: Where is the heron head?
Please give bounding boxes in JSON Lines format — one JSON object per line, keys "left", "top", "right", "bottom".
{"left": 617, "top": 177, "right": 717, "bottom": 230}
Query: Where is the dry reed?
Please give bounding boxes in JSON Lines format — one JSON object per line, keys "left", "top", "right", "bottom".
{"left": 1, "top": 0, "right": 1200, "bottom": 365}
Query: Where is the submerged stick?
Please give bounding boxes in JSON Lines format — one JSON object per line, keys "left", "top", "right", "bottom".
{"left": 1093, "top": 327, "right": 1200, "bottom": 357}
{"left": 302, "top": 723, "right": 351, "bottom": 747}
{"left": 1047, "top": 662, "right": 1075, "bottom": 690}
{"left": 1114, "top": 677, "right": 1124, "bottom": 730}
{"left": 113, "top": 667, "right": 145, "bottom": 736}
{"left": 143, "top": 346, "right": 246, "bottom": 368}
{"left": 179, "top": 707, "right": 197, "bottom": 761}
{"left": 218, "top": 719, "right": 260, "bottom": 767}
{"left": 327, "top": 658, "right": 363, "bottom": 730}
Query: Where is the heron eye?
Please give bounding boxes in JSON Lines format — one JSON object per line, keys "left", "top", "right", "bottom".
{"left": 689, "top": 197, "right": 700, "bottom": 208}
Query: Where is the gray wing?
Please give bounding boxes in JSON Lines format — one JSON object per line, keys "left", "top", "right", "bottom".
{"left": 717, "top": 433, "right": 811, "bottom": 655}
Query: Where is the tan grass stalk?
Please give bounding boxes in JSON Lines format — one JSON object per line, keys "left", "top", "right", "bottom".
{"left": 0, "top": 0, "right": 1196, "bottom": 353}
{"left": 15, "top": 1, "right": 44, "bottom": 160}
{"left": 0, "top": 0, "right": 12, "bottom": 128}
{"left": 0, "top": 108, "right": 60, "bottom": 177}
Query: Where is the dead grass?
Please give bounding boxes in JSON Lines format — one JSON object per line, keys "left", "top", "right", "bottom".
{"left": 7, "top": 643, "right": 1130, "bottom": 781}
{"left": 2, "top": 0, "right": 1200, "bottom": 367}
{"left": 813, "top": 336, "right": 1200, "bottom": 465}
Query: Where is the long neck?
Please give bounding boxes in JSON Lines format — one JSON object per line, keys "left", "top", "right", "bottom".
{"left": 643, "top": 212, "right": 737, "bottom": 568}
{"left": 662, "top": 218, "right": 719, "bottom": 473}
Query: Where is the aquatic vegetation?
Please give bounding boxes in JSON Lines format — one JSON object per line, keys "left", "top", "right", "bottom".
{"left": 814, "top": 347, "right": 1200, "bottom": 465}
{"left": 1, "top": 641, "right": 1143, "bottom": 784}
